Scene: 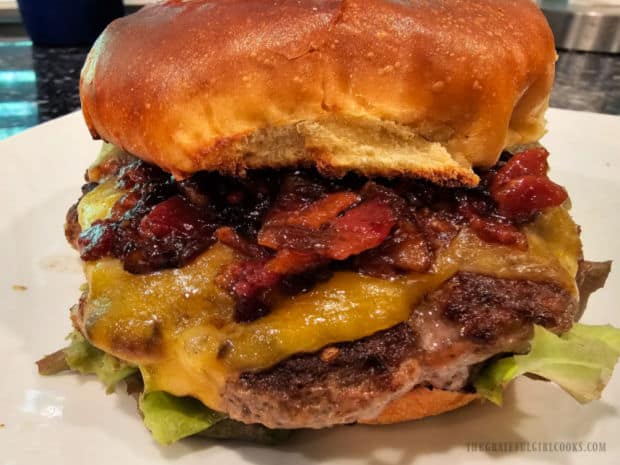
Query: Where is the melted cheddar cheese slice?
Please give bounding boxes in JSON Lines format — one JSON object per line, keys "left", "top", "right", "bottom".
{"left": 75, "top": 180, "right": 581, "bottom": 411}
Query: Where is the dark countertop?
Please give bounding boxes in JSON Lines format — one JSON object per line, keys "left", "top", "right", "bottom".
{"left": 0, "top": 40, "right": 87, "bottom": 139}
{"left": 0, "top": 37, "right": 619, "bottom": 141}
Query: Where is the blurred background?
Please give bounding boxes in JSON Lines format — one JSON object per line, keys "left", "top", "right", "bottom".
{"left": 0, "top": 0, "right": 618, "bottom": 141}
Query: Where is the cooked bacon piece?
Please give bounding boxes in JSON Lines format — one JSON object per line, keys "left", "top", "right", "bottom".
{"left": 86, "top": 158, "right": 125, "bottom": 183}
{"left": 229, "top": 261, "right": 281, "bottom": 300}
{"left": 458, "top": 198, "right": 527, "bottom": 249}
{"left": 215, "top": 227, "right": 269, "bottom": 259}
{"left": 139, "top": 196, "right": 206, "bottom": 239}
{"left": 468, "top": 215, "right": 527, "bottom": 249}
{"left": 414, "top": 211, "right": 461, "bottom": 250}
{"left": 257, "top": 188, "right": 361, "bottom": 253}
{"left": 78, "top": 221, "right": 117, "bottom": 260}
{"left": 258, "top": 185, "right": 359, "bottom": 247}
{"left": 225, "top": 183, "right": 396, "bottom": 321}
{"left": 275, "top": 191, "right": 360, "bottom": 229}
{"left": 266, "top": 249, "right": 322, "bottom": 274}
{"left": 490, "top": 148, "right": 568, "bottom": 221}
{"left": 227, "top": 190, "right": 395, "bottom": 321}
{"left": 257, "top": 224, "right": 316, "bottom": 254}
{"left": 259, "top": 193, "right": 396, "bottom": 261}
{"left": 222, "top": 248, "right": 325, "bottom": 322}
{"left": 491, "top": 146, "right": 549, "bottom": 188}
{"left": 326, "top": 198, "right": 396, "bottom": 260}
{"left": 493, "top": 176, "right": 568, "bottom": 221}
{"left": 121, "top": 196, "right": 215, "bottom": 273}
{"left": 219, "top": 260, "right": 281, "bottom": 322}
{"left": 356, "top": 220, "right": 433, "bottom": 278}
{"left": 388, "top": 233, "right": 432, "bottom": 272}
{"left": 79, "top": 195, "right": 216, "bottom": 274}
{"left": 110, "top": 192, "right": 140, "bottom": 220}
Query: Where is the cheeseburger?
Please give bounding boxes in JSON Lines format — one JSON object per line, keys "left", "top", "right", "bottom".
{"left": 39, "top": 0, "right": 620, "bottom": 445}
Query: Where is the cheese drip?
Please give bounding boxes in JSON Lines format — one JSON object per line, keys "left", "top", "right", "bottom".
{"left": 76, "top": 180, "right": 581, "bottom": 411}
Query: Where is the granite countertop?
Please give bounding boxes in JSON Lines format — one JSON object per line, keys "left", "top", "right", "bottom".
{"left": 0, "top": 38, "right": 619, "bottom": 140}
{"left": 0, "top": 40, "right": 87, "bottom": 139}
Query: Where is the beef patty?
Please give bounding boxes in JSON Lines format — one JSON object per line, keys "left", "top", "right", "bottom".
{"left": 223, "top": 263, "right": 608, "bottom": 429}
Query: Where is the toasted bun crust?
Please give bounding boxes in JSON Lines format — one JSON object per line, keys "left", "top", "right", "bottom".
{"left": 81, "top": 0, "right": 555, "bottom": 185}
{"left": 361, "top": 387, "right": 479, "bottom": 425}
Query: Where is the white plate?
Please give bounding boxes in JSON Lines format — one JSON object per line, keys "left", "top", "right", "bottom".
{"left": 1, "top": 108, "right": 619, "bottom": 465}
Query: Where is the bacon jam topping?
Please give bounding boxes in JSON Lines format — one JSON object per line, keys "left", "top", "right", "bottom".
{"left": 490, "top": 147, "right": 568, "bottom": 221}
{"left": 69, "top": 147, "right": 568, "bottom": 322}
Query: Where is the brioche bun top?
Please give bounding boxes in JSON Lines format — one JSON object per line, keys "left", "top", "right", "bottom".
{"left": 81, "top": 0, "right": 555, "bottom": 185}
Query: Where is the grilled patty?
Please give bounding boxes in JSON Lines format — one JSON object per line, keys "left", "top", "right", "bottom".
{"left": 222, "top": 265, "right": 609, "bottom": 429}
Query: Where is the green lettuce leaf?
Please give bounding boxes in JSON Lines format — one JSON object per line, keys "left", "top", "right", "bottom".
{"left": 474, "top": 357, "right": 520, "bottom": 405}
{"left": 563, "top": 324, "right": 620, "bottom": 352}
{"left": 140, "top": 391, "right": 295, "bottom": 445}
{"left": 475, "top": 323, "right": 620, "bottom": 405}
{"left": 41, "top": 334, "right": 293, "bottom": 445}
{"left": 139, "top": 391, "right": 225, "bottom": 445}
{"left": 63, "top": 331, "right": 137, "bottom": 393}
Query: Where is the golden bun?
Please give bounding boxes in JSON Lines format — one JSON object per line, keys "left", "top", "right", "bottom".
{"left": 361, "top": 387, "right": 479, "bottom": 425}
{"left": 80, "top": 0, "right": 555, "bottom": 185}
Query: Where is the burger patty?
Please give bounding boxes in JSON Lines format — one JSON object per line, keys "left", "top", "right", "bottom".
{"left": 223, "top": 260, "right": 610, "bottom": 429}
{"left": 224, "top": 272, "right": 579, "bottom": 429}
{"left": 68, "top": 146, "right": 568, "bottom": 323}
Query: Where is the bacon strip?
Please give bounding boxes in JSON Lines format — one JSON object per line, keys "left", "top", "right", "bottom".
{"left": 265, "top": 249, "right": 321, "bottom": 275}
{"left": 278, "top": 192, "right": 360, "bottom": 229}
{"left": 259, "top": 192, "right": 396, "bottom": 260}
{"left": 458, "top": 199, "right": 527, "bottom": 249}
{"left": 355, "top": 219, "right": 433, "bottom": 277}
{"left": 491, "top": 148, "right": 568, "bottom": 221}
{"left": 493, "top": 176, "right": 568, "bottom": 221}
{"left": 139, "top": 196, "right": 207, "bottom": 239}
{"left": 227, "top": 186, "right": 396, "bottom": 321}
{"left": 323, "top": 198, "right": 396, "bottom": 260}
{"left": 215, "top": 227, "right": 269, "bottom": 259}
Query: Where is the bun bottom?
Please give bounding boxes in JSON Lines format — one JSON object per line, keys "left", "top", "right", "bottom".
{"left": 360, "top": 387, "right": 479, "bottom": 425}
